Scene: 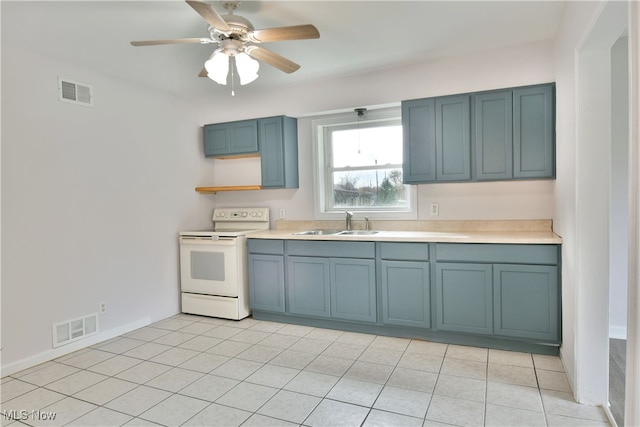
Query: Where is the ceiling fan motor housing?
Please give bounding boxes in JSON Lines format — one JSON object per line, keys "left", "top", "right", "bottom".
{"left": 219, "top": 38, "right": 244, "bottom": 56}
{"left": 222, "top": 14, "right": 254, "bottom": 39}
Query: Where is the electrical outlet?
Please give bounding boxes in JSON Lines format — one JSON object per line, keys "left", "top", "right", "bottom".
{"left": 279, "top": 208, "right": 286, "bottom": 219}
{"left": 99, "top": 301, "right": 107, "bottom": 315}
{"left": 430, "top": 203, "right": 439, "bottom": 216}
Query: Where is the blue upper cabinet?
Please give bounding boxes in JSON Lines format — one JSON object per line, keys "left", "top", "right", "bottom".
{"left": 202, "top": 116, "right": 299, "bottom": 189}
{"left": 436, "top": 95, "right": 471, "bottom": 182}
{"left": 402, "top": 95, "right": 471, "bottom": 183}
{"left": 513, "top": 84, "right": 555, "bottom": 179}
{"left": 473, "top": 90, "right": 513, "bottom": 181}
{"left": 259, "top": 116, "right": 299, "bottom": 189}
{"left": 402, "top": 83, "right": 555, "bottom": 184}
{"left": 204, "top": 119, "right": 258, "bottom": 157}
{"left": 402, "top": 98, "right": 437, "bottom": 183}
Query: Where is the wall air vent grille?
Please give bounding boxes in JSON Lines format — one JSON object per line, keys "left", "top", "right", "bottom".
{"left": 58, "top": 77, "right": 93, "bottom": 107}
{"left": 52, "top": 313, "right": 99, "bottom": 348}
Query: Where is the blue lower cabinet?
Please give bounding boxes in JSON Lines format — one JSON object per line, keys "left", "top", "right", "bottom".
{"left": 493, "top": 264, "right": 559, "bottom": 341}
{"left": 435, "top": 262, "right": 493, "bottom": 335}
{"left": 248, "top": 238, "right": 561, "bottom": 353}
{"left": 381, "top": 260, "right": 430, "bottom": 328}
{"left": 330, "top": 258, "right": 377, "bottom": 323}
{"left": 287, "top": 256, "right": 331, "bottom": 318}
{"left": 248, "top": 254, "right": 285, "bottom": 313}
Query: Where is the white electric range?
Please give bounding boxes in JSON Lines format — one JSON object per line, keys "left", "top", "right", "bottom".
{"left": 179, "top": 207, "right": 270, "bottom": 320}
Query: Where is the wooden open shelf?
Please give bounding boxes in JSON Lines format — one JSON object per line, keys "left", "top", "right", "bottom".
{"left": 195, "top": 185, "right": 262, "bottom": 194}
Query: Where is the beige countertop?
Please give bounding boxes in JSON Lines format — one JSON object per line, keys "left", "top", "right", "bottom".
{"left": 248, "top": 219, "right": 562, "bottom": 244}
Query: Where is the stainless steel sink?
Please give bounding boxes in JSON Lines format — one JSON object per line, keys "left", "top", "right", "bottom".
{"left": 292, "top": 229, "right": 343, "bottom": 235}
{"left": 337, "top": 230, "right": 379, "bottom": 235}
{"left": 292, "top": 229, "right": 380, "bottom": 236}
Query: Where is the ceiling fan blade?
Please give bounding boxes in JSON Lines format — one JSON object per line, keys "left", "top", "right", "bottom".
{"left": 130, "top": 38, "right": 210, "bottom": 46}
{"left": 186, "top": 0, "right": 231, "bottom": 32}
{"left": 249, "top": 24, "right": 320, "bottom": 43}
{"left": 198, "top": 67, "right": 208, "bottom": 77}
{"left": 245, "top": 46, "right": 300, "bottom": 73}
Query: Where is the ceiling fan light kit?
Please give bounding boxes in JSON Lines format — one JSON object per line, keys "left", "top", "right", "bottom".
{"left": 130, "top": 0, "right": 319, "bottom": 94}
{"left": 234, "top": 52, "right": 259, "bottom": 85}
{"left": 204, "top": 50, "right": 229, "bottom": 84}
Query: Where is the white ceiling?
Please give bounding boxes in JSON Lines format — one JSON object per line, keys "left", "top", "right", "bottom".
{"left": 1, "top": 1, "right": 566, "bottom": 102}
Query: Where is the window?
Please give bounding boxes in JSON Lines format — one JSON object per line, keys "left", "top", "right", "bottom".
{"left": 312, "top": 107, "right": 416, "bottom": 219}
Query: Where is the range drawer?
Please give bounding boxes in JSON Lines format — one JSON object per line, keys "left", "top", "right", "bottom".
{"left": 380, "top": 242, "right": 429, "bottom": 261}
{"left": 435, "top": 243, "right": 559, "bottom": 265}
{"left": 288, "top": 240, "right": 375, "bottom": 258}
{"left": 248, "top": 239, "right": 284, "bottom": 255}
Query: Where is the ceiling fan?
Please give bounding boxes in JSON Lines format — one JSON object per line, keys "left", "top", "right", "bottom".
{"left": 130, "top": 0, "right": 319, "bottom": 91}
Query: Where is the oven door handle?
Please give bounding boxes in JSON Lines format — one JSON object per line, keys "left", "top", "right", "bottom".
{"left": 179, "top": 236, "right": 238, "bottom": 244}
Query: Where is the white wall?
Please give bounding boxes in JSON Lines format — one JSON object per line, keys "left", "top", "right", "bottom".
{"left": 553, "top": 0, "right": 629, "bottom": 406}
{"left": 553, "top": 0, "right": 601, "bottom": 402}
{"left": 1, "top": 44, "right": 216, "bottom": 374}
{"left": 199, "top": 41, "right": 555, "bottom": 224}
{"left": 610, "top": 36, "right": 629, "bottom": 339}
{"left": 626, "top": 3, "right": 640, "bottom": 424}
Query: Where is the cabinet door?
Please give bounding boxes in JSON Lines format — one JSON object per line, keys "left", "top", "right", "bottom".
{"left": 287, "top": 256, "right": 331, "bottom": 318}
{"left": 330, "top": 258, "right": 376, "bottom": 323}
{"left": 494, "top": 264, "right": 559, "bottom": 341}
{"left": 435, "top": 263, "right": 493, "bottom": 334}
{"left": 259, "top": 116, "right": 299, "bottom": 188}
{"left": 474, "top": 91, "right": 513, "bottom": 180}
{"left": 513, "top": 85, "right": 555, "bottom": 179}
{"left": 203, "top": 120, "right": 258, "bottom": 157}
{"left": 436, "top": 95, "right": 471, "bottom": 181}
{"left": 402, "top": 98, "right": 436, "bottom": 183}
{"left": 203, "top": 124, "right": 229, "bottom": 157}
{"left": 381, "top": 261, "right": 430, "bottom": 328}
{"left": 248, "top": 254, "right": 285, "bottom": 313}
{"left": 228, "top": 120, "right": 258, "bottom": 154}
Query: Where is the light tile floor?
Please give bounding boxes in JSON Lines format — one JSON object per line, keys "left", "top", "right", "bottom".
{"left": 1, "top": 314, "right": 611, "bottom": 427}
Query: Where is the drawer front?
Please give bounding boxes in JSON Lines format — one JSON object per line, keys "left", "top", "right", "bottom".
{"left": 248, "top": 239, "right": 284, "bottom": 255}
{"left": 288, "top": 240, "right": 375, "bottom": 259}
{"left": 380, "top": 242, "right": 429, "bottom": 261}
{"left": 435, "top": 243, "right": 558, "bottom": 265}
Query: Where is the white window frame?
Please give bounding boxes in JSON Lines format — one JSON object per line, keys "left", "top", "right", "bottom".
{"left": 311, "top": 106, "right": 417, "bottom": 220}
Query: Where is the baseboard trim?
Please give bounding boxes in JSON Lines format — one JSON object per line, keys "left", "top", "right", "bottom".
{"left": 603, "top": 402, "right": 619, "bottom": 427}
{"left": 0, "top": 317, "right": 151, "bottom": 377}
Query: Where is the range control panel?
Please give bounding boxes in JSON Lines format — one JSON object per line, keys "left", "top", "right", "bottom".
{"left": 212, "top": 207, "right": 270, "bottom": 222}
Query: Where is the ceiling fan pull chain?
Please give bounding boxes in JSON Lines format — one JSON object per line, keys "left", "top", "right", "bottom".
{"left": 231, "top": 56, "right": 236, "bottom": 96}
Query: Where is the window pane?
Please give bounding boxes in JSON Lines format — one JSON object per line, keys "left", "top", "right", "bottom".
{"left": 332, "top": 126, "right": 402, "bottom": 168}
{"left": 332, "top": 169, "right": 407, "bottom": 208}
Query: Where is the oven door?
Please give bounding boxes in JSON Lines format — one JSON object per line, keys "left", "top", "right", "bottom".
{"left": 179, "top": 236, "right": 243, "bottom": 297}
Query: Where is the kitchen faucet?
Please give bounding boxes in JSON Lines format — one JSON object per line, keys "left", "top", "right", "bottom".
{"left": 345, "top": 210, "right": 354, "bottom": 231}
